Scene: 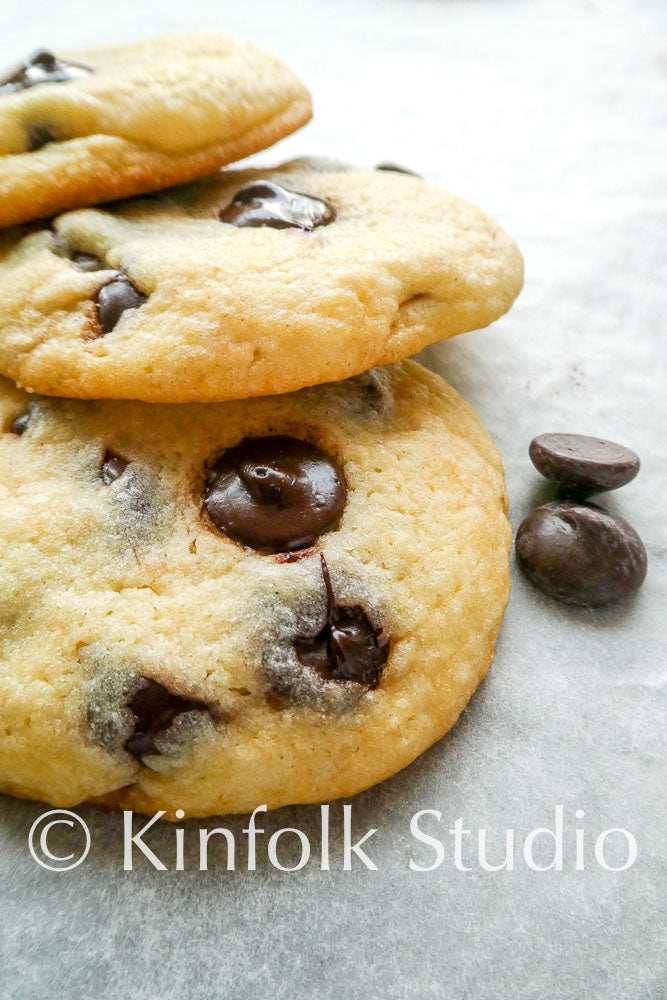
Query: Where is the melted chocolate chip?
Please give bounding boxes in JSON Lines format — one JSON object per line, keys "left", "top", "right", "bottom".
{"left": 101, "top": 451, "right": 128, "bottom": 485}
{"left": 516, "top": 501, "right": 647, "bottom": 607}
{"left": 9, "top": 409, "right": 31, "bottom": 435}
{"left": 529, "top": 433, "right": 640, "bottom": 495}
{"left": 219, "top": 181, "right": 336, "bottom": 231}
{"left": 125, "top": 678, "right": 207, "bottom": 759}
{"left": 96, "top": 274, "right": 146, "bottom": 334}
{"left": 0, "top": 49, "right": 91, "bottom": 95}
{"left": 375, "top": 161, "right": 421, "bottom": 177}
{"left": 294, "top": 554, "right": 389, "bottom": 688}
{"left": 28, "top": 123, "right": 57, "bottom": 151}
{"left": 204, "top": 436, "right": 347, "bottom": 553}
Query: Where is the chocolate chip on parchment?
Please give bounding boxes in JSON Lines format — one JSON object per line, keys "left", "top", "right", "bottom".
{"left": 529, "top": 433, "right": 640, "bottom": 495}
{"left": 294, "top": 553, "right": 390, "bottom": 688}
{"left": 204, "top": 436, "right": 347, "bottom": 553}
{"left": 516, "top": 501, "right": 647, "bottom": 607}
{"left": 95, "top": 274, "right": 146, "bottom": 334}
{"left": 0, "top": 49, "right": 91, "bottom": 95}
{"left": 219, "top": 180, "right": 336, "bottom": 231}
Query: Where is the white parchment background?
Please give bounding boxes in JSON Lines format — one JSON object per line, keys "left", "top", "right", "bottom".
{"left": 0, "top": 1, "right": 665, "bottom": 998}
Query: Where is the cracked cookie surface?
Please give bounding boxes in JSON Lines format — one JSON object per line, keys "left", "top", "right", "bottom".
{"left": 0, "top": 159, "right": 523, "bottom": 403}
{"left": 0, "top": 32, "right": 311, "bottom": 228}
{"left": 0, "top": 361, "right": 510, "bottom": 817}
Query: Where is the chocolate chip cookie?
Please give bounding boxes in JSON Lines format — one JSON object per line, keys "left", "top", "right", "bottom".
{"left": 0, "top": 158, "right": 523, "bottom": 403}
{"left": 0, "top": 360, "right": 510, "bottom": 817}
{"left": 0, "top": 33, "right": 311, "bottom": 228}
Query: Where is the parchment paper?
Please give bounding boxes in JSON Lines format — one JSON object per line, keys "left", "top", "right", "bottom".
{"left": 0, "top": 1, "right": 665, "bottom": 997}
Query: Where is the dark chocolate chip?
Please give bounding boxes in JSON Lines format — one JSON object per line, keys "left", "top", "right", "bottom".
{"left": 529, "top": 433, "right": 640, "bottom": 494}
{"left": 375, "top": 162, "right": 421, "bottom": 177}
{"left": 219, "top": 180, "right": 336, "bottom": 231}
{"left": 101, "top": 451, "right": 129, "bottom": 485}
{"left": 294, "top": 554, "right": 389, "bottom": 688}
{"left": 516, "top": 501, "right": 647, "bottom": 607}
{"left": 124, "top": 678, "right": 207, "bottom": 759}
{"left": 9, "top": 409, "right": 31, "bottom": 435}
{"left": 0, "top": 49, "right": 92, "bottom": 95}
{"left": 96, "top": 274, "right": 146, "bottom": 334}
{"left": 204, "top": 436, "right": 347, "bottom": 553}
{"left": 28, "top": 123, "right": 57, "bottom": 151}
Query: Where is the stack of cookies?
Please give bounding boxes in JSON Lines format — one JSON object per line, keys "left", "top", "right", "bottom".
{"left": 0, "top": 32, "right": 523, "bottom": 818}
